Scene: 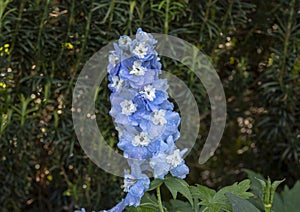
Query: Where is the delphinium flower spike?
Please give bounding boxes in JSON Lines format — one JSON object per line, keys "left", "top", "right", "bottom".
{"left": 76, "top": 28, "right": 189, "bottom": 212}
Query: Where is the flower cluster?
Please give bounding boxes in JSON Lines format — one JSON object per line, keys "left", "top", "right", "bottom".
{"left": 77, "top": 29, "right": 189, "bottom": 212}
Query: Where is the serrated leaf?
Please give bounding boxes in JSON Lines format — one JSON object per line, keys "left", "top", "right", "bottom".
{"left": 167, "top": 199, "right": 194, "bottom": 212}
{"left": 243, "top": 169, "right": 265, "bottom": 198}
{"left": 217, "top": 180, "right": 254, "bottom": 199}
{"left": 148, "top": 178, "right": 163, "bottom": 191}
{"left": 191, "top": 185, "right": 229, "bottom": 212}
{"left": 190, "top": 184, "right": 216, "bottom": 201}
{"left": 226, "top": 193, "right": 260, "bottom": 212}
{"left": 272, "top": 182, "right": 300, "bottom": 211}
{"left": 195, "top": 180, "right": 254, "bottom": 212}
{"left": 164, "top": 175, "right": 194, "bottom": 207}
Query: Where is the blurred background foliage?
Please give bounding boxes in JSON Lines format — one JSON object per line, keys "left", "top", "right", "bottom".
{"left": 0, "top": 0, "right": 299, "bottom": 211}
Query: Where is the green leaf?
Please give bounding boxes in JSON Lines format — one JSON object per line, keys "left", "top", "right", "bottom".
{"left": 272, "top": 182, "right": 300, "bottom": 211}
{"left": 191, "top": 184, "right": 229, "bottom": 212}
{"left": 148, "top": 178, "right": 163, "bottom": 191}
{"left": 226, "top": 193, "right": 260, "bottom": 212}
{"left": 166, "top": 199, "right": 194, "bottom": 212}
{"left": 217, "top": 180, "right": 254, "bottom": 199}
{"left": 190, "top": 185, "right": 216, "bottom": 201}
{"left": 193, "top": 180, "right": 254, "bottom": 212}
{"left": 271, "top": 179, "right": 285, "bottom": 192}
{"left": 243, "top": 169, "right": 265, "bottom": 198}
{"left": 126, "top": 193, "right": 158, "bottom": 212}
{"left": 164, "top": 175, "right": 194, "bottom": 207}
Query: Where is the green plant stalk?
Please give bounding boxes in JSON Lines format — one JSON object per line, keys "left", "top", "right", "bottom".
{"left": 126, "top": 0, "right": 136, "bottom": 35}
{"left": 279, "top": 0, "right": 296, "bottom": 89}
{"left": 138, "top": 0, "right": 145, "bottom": 27}
{"left": 164, "top": 0, "right": 170, "bottom": 34}
{"left": 211, "top": 0, "right": 234, "bottom": 55}
{"left": 56, "top": 0, "right": 75, "bottom": 62}
{"left": 101, "top": 0, "right": 115, "bottom": 30}
{"left": 0, "top": 0, "right": 11, "bottom": 33}
{"left": 150, "top": 0, "right": 154, "bottom": 28}
{"left": 156, "top": 185, "right": 164, "bottom": 212}
{"left": 9, "top": 0, "right": 25, "bottom": 62}
{"left": 200, "top": 0, "right": 212, "bottom": 42}
{"left": 265, "top": 204, "right": 271, "bottom": 212}
{"left": 259, "top": 177, "right": 285, "bottom": 212}
{"left": 36, "top": 0, "right": 50, "bottom": 67}
{"left": 65, "top": 0, "right": 94, "bottom": 102}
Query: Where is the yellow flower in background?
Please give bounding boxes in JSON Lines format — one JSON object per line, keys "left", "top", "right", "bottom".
{"left": 0, "top": 82, "right": 7, "bottom": 88}
{"left": 0, "top": 43, "right": 10, "bottom": 56}
{"left": 62, "top": 42, "right": 74, "bottom": 50}
{"left": 267, "top": 58, "right": 273, "bottom": 67}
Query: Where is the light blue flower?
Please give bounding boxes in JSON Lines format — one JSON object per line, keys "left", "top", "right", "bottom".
{"left": 150, "top": 148, "right": 189, "bottom": 179}
{"left": 118, "top": 58, "right": 157, "bottom": 88}
{"left": 135, "top": 28, "right": 157, "bottom": 46}
{"left": 78, "top": 28, "right": 190, "bottom": 212}
{"left": 118, "top": 36, "right": 132, "bottom": 51}
{"left": 118, "top": 131, "right": 160, "bottom": 159}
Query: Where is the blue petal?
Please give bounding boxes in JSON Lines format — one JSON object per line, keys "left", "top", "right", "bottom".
{"left": 170, "top": 163, "right": 189, "bottom": 179}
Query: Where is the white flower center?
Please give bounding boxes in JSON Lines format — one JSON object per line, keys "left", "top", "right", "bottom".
{"left": 119, "top": 38, "right": 128, "bottom": 46}
{"left": 108, "top": 53, "right": 119, "bottom": 67}
{"left": 140, "top": 85, "right": 156, "bottom": 101}
{"left": 123, "top": 174, "right": 136, "bottom": 192}
{"left": 120, "top": 100, "right": 137, "bottom": 116}
{"left": 130, "top": 61, "right": 146, "bottom": 76}
{"left": 111, "top": 76, "right": 124, "bottom": 92}
{"left": 166, "top": 149, "right": 182, "bottom": 167}
{"left": 133, "top": 43, "right": 148, "bottom": 58}
{"left": 152, "top": 110, "right": 167, "bottom": 125}
{"left": 132, "top": 132, "right": 151, "bottom": 146}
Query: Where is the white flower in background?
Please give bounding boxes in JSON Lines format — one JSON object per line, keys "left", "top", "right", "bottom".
{"left": 111, "top": 76, "right": 124, "bottom": 92}
{"left": 140, "top": 85, "right": 156, "bottom": 101}
{"left": 152, "top": 110, "right": 167, "bottom": 125}
{"left": 166, "top": 149, "right": 183, "bottom": 167}
{"left": 120, "top": 100, "right": 137, "bottom": 116}
{"left": 132, "top": 132, "right": 151, "bottom": 146}
{"left": 108, "top": 52, "right": 119, "bottom": 67}
{"left": 133, "top": 43, "right": 148, "bottom": 58}
{"left": 123, "top": 173, "right": 137, "bottom": 192}
{"left": 130, "top": 61, "right": 146, "bottom": 76}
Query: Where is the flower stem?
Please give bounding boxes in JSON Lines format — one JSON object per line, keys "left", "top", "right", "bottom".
{"left": 265, "top": 204, "right": 271, "bottom": 212}
{"left": 156, "top": 185, "right": 164, "bottom": 212}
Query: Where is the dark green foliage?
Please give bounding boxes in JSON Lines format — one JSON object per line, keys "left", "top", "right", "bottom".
{"left": 226, "top": 193, "right": 260, "bottom": 212}
{"left": 273, "top": 182, "right": 300, "bottom": 212}
{"left": 130, "top": 176, "right": 259, "bottom": 212}
{"left": 0, "top": 0, "right": 299, "bottom": 211}
{"left": 190, "top": 179, "right": 254, "bottom": 211}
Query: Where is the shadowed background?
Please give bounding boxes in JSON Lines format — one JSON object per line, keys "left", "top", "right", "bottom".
{"left": 0, "top": 0, "right": 299, "bottom": 211}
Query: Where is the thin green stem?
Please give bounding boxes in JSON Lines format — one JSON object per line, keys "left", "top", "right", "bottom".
{"left": 200, "top": 0, "right": 211, "bottom": 42}
{"left": 164, "top": 0, "right": 170, "bottom": 34}
{"left": 36, "top": 0, "right": 51, "bottom": 70}
{"left": 56, "top": 0, "right": 75, "bottom": 62}
{"left": 279, "top": 0, "right": 296, "bottom": 89}
{"left": 202, "top": 207, "right": 209, "bottom": 212}
{"left": 156, "top": 185, "right": 164, "bottom": 212}
{"left": 265, "top": 204, "right": 271, "bottom": 212}
{"left": 9, "top": 0, "right": 25, "bottom": 62}
{"left": 65, "top": 0, "right": 94, "bottom": 97}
